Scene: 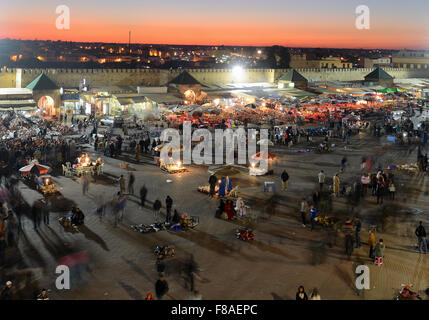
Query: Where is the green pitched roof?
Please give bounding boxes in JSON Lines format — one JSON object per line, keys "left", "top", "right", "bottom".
{"left": 26, "top": 73, "right": 59, "bottom": 90}
{"left": 365, "top": 67, "right": 393, "bottom": 81}
{"left": 168, "top": 71, "right": 202, "bottom": 85}
{"left": 279, "top": 69, "right": 308, "bottom": 82}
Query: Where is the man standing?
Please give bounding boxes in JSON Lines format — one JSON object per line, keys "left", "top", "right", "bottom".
{"left": 208, "top": 174, "right": 217, "bottom": 198}
{"left": 82, "top": 175, "right": 90, "bottom": 195}
{"left": 340, "top": 157, "right": 347, "bottom": 172}
{"left": 128, "top": 173, "right": 135, "bottom": 195}
{"left": 281, "top": 170, "right": 289, "bottom": 191}
{"left": 345, "top": 233, "right": 354, "bottom": 259}
{"left": 376, "top": 182, "right": 384, "bottom": 205}
{"left": 333, "top": 174, "right": 340, "bottom": 197}
{"left": 165, "top": 196, "right": 173, "bottom": 224}
{"left": 415, "top": 221, "right": 427, "bottom": 254}
{"left": 153, "top": 199, "right": 162, "bottom": 222}
{"left": 140, "top": 184, "right": 147, "bottom": 207}
{"left": 300, "top": 198, "right": 307, "bottom": 227}
{"left": 41, "top": 200, "right": 50, "bottom": 226}
{"left": 135, "top": 144, "right": 141, "bottom": 163}
{"left": 32, "top": 203, "right": 42, "bottom": 229}
{"left": 155, "top": 274, "right": 169, "bottom": 300}
{"left": 354, "top": 217, "right": 362, "bottom": 249}
{"left": 310, "top": 205, "right": 317, "bottom": 231}
{"left": 118, "top": 175, "right": 126, "bottom": 195}
{"left": 318, "top": 170, "right": 326, "bottom": 190}
{"left": 116, "top": 192, "right": 127, "bottom": 226}
{"left": 183, "top": 254, "right": 200, "bottom": 292}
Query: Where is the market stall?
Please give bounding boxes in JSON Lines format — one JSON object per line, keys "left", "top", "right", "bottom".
{"left": 72, "top": 154, "right": 104, "bottom": 176}
{"left": 35, "top": 175, "right": 58, "bottom": 196}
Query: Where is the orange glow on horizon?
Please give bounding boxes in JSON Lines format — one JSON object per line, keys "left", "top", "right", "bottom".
{"left": 1, "top": 15, "right": 428, "bottom": 50}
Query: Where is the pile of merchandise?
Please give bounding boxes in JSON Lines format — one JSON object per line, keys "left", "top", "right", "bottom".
{"left": 131, "top": 222, "right": 166, "bottom": 234}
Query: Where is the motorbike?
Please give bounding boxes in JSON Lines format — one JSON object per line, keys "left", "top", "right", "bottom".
{"left": 395, "top": 284, "right": 425, "bottom": 300}
{"left": 236, "top": 228, "right": 255, "bottom": 241}
{"left": 154, "top": 245, "right": 175, "bottom": 258}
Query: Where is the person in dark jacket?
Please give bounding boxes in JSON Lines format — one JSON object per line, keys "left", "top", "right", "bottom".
{"left": 155, "top": 274, "right": 169, "bottom": 300}
{"left": 140, "top": 184, "right": 147, "bottom": 207}
{"left": 376, "top": 183, "right": 384, "bottom": 205}
{"left": 208, "top": 174, "right": 217, "bottom": 197}
{"left": 32, "top": 203, "right": 42, "bottom": 229}
{"left": 345, "top": 233, "right": 354, "bottom": 259}
{"left": 215, "top": 199, "right": 225, "bottom": 218}
{"left": 415, "top": 221, "right": 427, "bottom": 254}
{"left": 281, "top": 170, "right": 289, "bottom": 191}
{"left": 183, "top": 254, "right": 199, "bottom": 292}
{"left": 354, "top": 217, "right": 362, "bottom": 248}
{"left": 156, "top": 255, "right": 166, "bottom": 274}
{"left": 128, "top": 173, "right": 135, "bottom": 195}
{"left": 171, "top": 209, "right": 180, "bottom": 225}
{"left": 165, "top": 196, "right": 173, "bottom": 223}
{"left": 71, "top": 207, "right": 85, "bottom": 226}
{"left": 296, "top": 286, "right": 308, "bottom": 300}
{"left": 153, "top": 199, "right": 162, "bottom": 222}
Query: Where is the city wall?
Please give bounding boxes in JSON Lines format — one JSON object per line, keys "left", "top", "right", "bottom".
{"left": 0, "top": 67, "right": 429, "bottom": 89}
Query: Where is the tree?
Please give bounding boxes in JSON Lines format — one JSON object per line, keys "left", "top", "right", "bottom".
{"left": 263, "top": 46, "right": 290, "bottom": 68}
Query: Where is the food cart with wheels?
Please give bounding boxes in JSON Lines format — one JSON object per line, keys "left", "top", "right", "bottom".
{"left": 36, "top": 175, "right": 58, "bottom": 196}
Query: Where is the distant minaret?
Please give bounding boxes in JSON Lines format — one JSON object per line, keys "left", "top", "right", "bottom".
{"left": 128, "top": 30, "right": 131, "bottom": 53}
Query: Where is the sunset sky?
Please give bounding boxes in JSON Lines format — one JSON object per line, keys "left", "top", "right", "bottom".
{"left": 1, "top": 0, "right": 428, "bottom": 49}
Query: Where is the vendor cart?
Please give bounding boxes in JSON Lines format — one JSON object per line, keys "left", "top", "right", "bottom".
{"left": 161, "top": 164, "right": 189, "bottom": 174}
{"left": 180, "top": 214, "right": 199, "bottom": 230}
{"left": 37, "top": 175, "right": 59, "bottom": 196}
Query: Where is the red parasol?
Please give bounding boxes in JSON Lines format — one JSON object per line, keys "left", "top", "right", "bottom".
{"left": 19, "top": 160, "right": 51, "bottom": 175}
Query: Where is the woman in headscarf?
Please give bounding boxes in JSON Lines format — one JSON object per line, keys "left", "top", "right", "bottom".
{"left": 235, "top": 197, "right": 247, "bottom": 216}
{"left": 296, "top": 286, "right": 308, "bottom": 300}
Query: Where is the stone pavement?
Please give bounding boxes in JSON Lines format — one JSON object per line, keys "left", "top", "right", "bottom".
{"left": 7, "top": 127, "right": 429, "bottom": 300}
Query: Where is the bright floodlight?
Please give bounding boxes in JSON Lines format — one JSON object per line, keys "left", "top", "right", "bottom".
{"left": 232, "top": 65, "right": 244, "bottom": 75}
{"left": 232, "top": 65, "right": 245, "bottom": 81}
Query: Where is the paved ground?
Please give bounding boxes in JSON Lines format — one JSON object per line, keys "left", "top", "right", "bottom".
{"left": 5, "top": 125, "right": 429, "bottom": 300}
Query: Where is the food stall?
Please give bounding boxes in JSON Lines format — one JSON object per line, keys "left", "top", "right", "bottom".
{"left": 159, "top": 157, "right": 188, "bottom": 174}
{"left": 249, "top": 151, "right": 277, "bottom": 175}
{"left": 73, "top": 154, "right": 104, "bottom": 176}
{"left": 155, "top": 144, "right": 188, "bottom": 173}
{"left": 36, "top": 175, "right": 58, "bottom": 196}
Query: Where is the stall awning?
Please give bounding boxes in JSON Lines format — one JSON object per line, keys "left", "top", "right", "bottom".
{"left": 0, "top": 99, "right": 36, "bottom": 110}
{"left": 117, "top": 98, "right": 134, "bottom": 105}
{"left": 144, "top": 93, "right": 183, "bottom": 104}
{"left": 117, "top": 96, "right": 148, "bottom": 105}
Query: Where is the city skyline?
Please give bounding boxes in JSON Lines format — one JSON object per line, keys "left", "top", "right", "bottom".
{"left": 1, "top": 0, "right": 429, "bottom": 50}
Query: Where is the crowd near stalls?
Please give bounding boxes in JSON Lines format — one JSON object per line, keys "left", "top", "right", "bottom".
{"left": 0, "top": 71, "right": 429, "bottom": 299}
